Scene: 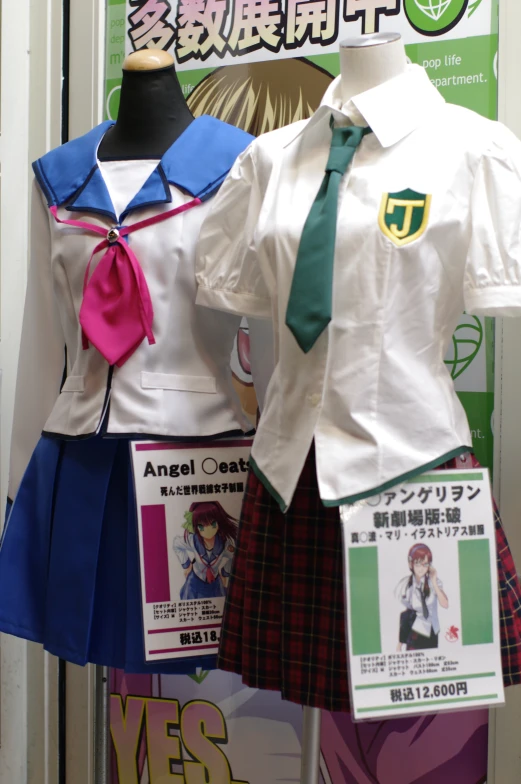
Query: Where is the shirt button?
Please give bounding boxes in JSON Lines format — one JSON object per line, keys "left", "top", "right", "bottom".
{"left": 307, "top": 393, "right": 322, "bottom": 407}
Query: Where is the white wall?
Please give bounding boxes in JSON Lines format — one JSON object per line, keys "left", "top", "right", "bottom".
{"left": 0, "top": 0, "right": 105, "bottom": 778}
{"left": 0, "top": 0, "right": 62, "bottom": 781}
{"left": 489, "top": 1, "right": 521, "bottom": 781}
{"left": 0, "top": 0, "right": 32, "bottom": 778}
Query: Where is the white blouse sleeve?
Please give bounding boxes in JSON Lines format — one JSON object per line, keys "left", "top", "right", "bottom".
{"left": 173, "top": 534, "right": 192, "bottom": 569}
{"left": 8, "top": 182, "right": 65, "bottom": 501}
{"left": 196, "top": 143, "right": 271, "bottom": 319}
{"left": 464, "top": 123, "right": 521, "bottom": 316}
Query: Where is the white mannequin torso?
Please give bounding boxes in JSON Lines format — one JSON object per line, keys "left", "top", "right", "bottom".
{"left": 339, "top": 33, "right": 407, "bottom": 106}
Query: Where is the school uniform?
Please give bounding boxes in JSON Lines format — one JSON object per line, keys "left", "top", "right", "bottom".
{"left": 0, "top": 116, "right": 253, "bottom": 671}
{"left": 173, "top": 533, "right": 235, "bottom": 600}
{"left": 195, "top": 67, "right": 521, "bottom": 710}
{"left": 398, "top": 574, "right": 442, "bottom": 649}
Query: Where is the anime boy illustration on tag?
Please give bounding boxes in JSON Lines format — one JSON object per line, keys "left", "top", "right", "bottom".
{"left": 173, "top": 501, "right": 238, "bottom": 601}
{"left": 396, "top": 544, "right": 449, "bottom": 651}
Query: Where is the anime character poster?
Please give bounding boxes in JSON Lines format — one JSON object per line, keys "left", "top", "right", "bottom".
{"left": 396, "top": 543, "right": 450, "bottom": 653}
{"left": 110, "top": 668, "right": 489, "bottom": 783}
{"left": 131, "top": 440, "right": 252, "bottom": 661}
{"left": 341, "top": 468, "right": 504, "bottom": 720}
{"left": 105, "top": 0, "right": 498, "bottom": 122}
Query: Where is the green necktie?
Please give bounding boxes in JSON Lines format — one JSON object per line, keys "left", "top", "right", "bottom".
{"left": 286, "top": 123, "right": 371, "bottom": 353}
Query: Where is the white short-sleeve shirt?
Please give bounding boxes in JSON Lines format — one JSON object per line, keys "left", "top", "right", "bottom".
{"left": 196, "top": 65, "right": 521, "bottom": 511}
{"left": 398, "top": 575, "right": 443, "bottom": 637}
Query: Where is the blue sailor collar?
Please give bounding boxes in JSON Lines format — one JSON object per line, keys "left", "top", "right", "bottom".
{"left": 33, "top": 116, "right": 253, "bottom": 221}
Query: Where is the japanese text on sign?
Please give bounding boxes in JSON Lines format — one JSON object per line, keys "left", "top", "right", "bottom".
{"left": 341, "top": 469, "right": 504, "bottom": 721}
{"left": 131, "top": 439, "right": 252, "bottom": 662}
{"left": 127, "top": 0, "right": 402, "bottom": 63}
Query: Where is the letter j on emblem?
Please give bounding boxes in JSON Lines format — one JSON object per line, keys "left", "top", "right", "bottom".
{"left": 379, "top": 189, "right": 431, "bottom": 246}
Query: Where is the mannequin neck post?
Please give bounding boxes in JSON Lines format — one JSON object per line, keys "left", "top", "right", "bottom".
{"left": 98, "top": 64, "right": 194, "bottom": 160}
{"left": 339, "top": 35, "right": 407, "bottom": 106}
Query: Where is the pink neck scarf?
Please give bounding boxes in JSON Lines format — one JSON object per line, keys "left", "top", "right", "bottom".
{"left": 50, "top": 199, "right": 201, "bottom": 367}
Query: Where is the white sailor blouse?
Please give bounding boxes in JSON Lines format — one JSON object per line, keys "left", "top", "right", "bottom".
{"left": 196, "top": 65, "right": 521, "bottom": 511}
{"left": 9, "top": 116, "right": 253, "bottom": 501}
{"left": 173, "top": 532, "right": 234, "bottom": 591}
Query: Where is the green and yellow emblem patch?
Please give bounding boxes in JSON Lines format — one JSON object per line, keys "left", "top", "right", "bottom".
{"left": 378, "top": 189, "right": 431, "bottom": 247}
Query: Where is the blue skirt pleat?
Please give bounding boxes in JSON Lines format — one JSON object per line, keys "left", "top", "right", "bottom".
{"left": 0, "top": 437, "right": 61, "bottom": 642}
{"left": 44, "top": 437, "right": 119, "bottom": 663}
{"left": 0, "top": 435, "right": 217, "bottom": 674}
{"left": 87, "top": 438, "right": 129, "bottom": 667}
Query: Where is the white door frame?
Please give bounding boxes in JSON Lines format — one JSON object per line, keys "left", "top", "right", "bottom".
{"left": 63, "top": 1, "right": 106, "bottom": 781}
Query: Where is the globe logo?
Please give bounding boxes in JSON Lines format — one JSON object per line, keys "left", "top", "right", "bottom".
{"left": 414, "top": 0, "right": 452, "bottom": 20}
{"left": 444, "top": 315, "right": 483, "bottom": 381}
{"left": 404, "top": 0, "right": 468, "bottom": 35}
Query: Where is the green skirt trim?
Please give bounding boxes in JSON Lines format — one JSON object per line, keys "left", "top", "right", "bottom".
{"left": 322, "top": 446, "right": 472, "bottom": 507}
{"left": 250, "top": 446, "right": 472, "bottom": 512}
{"left": 250, "top": 455, "right": 288, "bottom": 512}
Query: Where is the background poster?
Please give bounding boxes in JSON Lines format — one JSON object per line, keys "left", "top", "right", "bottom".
{"left": 105, "top": 0, "right": 498, "bottom": 469}
{"left": 105, "top": 1, "right": 497, "bottom": 779}
{"left": 110, "top": 669, "right": 489, "bottom": 783}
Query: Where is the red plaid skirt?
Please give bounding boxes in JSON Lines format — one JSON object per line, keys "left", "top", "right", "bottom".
{"left": 217, "top": 449, "right": 521, "bottom": 712}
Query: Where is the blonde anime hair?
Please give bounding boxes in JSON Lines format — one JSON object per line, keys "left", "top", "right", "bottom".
{"left": 187, "top": 58, "right": 333, "bottom": 136}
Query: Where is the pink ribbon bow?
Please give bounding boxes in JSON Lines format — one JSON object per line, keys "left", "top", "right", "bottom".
{"left": 50, "top": 198, "right": 201, "bottom": 367}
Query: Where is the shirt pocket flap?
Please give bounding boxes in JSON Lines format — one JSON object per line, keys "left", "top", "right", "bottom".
{"left": 141, "top": 372, "right": 217, "bottom": 394}
{"left": 61, "top": 375, "right": 85, "bottom": 393}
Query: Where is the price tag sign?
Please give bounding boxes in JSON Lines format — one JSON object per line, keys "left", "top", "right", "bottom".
{"left": 131, "top": 438, "right": 252, "bottom": 662}
{"left": 340, "top": 468, "right": 504, "bottom": 720}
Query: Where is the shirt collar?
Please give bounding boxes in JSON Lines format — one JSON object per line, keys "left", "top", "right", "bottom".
{"left": 33, "top": 116, "right": 253, "bottom": 221}
{"left": 286, "top": 64, "right": 444, "bottom": 149}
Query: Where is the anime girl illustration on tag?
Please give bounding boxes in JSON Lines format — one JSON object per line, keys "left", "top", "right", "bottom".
{"left": 173, "top": 501, "right": 238, "bottom": 601}
{"left": 396, "top": 544, "right": 449, "bottom": 650}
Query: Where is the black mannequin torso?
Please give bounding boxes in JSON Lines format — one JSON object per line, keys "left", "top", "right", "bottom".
{"left": 98, "top": 63, "right": 194, "bottom": 160}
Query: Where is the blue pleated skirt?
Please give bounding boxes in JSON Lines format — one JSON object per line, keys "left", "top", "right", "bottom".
{"left": 180, "top": 570, "right": 227, "bottom": 601}
{"left": 0, "top": 435, "right": 217, "bottom": 673}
